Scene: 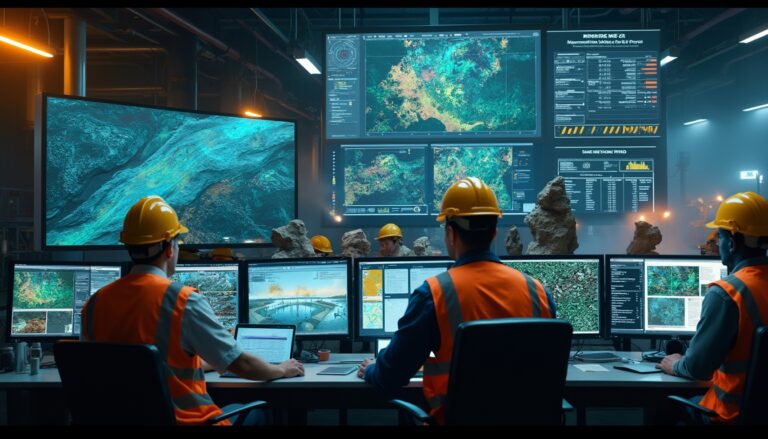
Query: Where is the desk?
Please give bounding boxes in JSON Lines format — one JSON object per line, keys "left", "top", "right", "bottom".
{"left": 0, "top": 352, "right": 707, "bottom": 425}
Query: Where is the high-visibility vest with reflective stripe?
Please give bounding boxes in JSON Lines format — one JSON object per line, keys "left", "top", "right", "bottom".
{"left": 81, "top": 272, "right": 227, "bottom": 425}
{"left": 423, "top": 260, "right": 553, "bottom": 424}
{"left": 699, "top": 264, "right": 768, "bottom": 423}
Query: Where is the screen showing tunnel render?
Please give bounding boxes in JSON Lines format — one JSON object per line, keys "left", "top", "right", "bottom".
{"left": 40, "top": 94, "right": 296, "bottom": 247}
{"left": 246, "top": 258, "right": 351, "bottom": 337}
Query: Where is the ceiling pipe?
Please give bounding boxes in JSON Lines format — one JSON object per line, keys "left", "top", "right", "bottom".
{"left": 250, "top": 8, "right": 290, "bottom": 44}
{"left": 260, "top": 91, "right": 315, "bottom": 120}
{"left": 126, "top": 8, "right": 178, "bottom": 36}
{"left": 148, "top": 8, "right": 282, "bottom": 87}
{"left": 679, "top": 8, "right": 746, "bottom": 43}
{"left": 235, "top": 19, "right": 321, "bottom": 85}
{"left": 87, "top": 47, "right": 166, "bottom": 53}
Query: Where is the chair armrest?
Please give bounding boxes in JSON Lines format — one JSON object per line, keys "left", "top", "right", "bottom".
{"left": 389, "top": 399, "right": 435, "bottom": 426}
{"left": 667, "top": 395, "right": 718, "bottom": 418}
{"left": 208, "top": 400, "right": 269, "bottom": 426}
{"left": 562, "top": 399, "right": 574, "bottom": 412}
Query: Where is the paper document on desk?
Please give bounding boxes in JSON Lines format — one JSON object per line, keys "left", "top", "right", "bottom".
{"left": 574, "top": 364, "right": 610, "bottom": 372}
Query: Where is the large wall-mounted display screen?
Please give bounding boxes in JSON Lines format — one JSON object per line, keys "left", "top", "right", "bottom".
{"left": 36, "top": 94, "right": 297, "bottom": 248}
{"left": 326, "top": 29, "right": 541, "bottom": 140}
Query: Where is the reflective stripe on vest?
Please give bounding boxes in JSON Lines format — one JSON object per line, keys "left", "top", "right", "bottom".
{"left": 155, "top": 282, "right": 184, "bottom": 359}
{"left": 436, "top": 271, "right": 464, "bottom": 340}
{"left": 713, "top": 384, "right": 742, "bottom": 406}
{"left": 428, "top": 395, "right": 446, "bottom": 409}
{"left": 522, "top": 273, "right": 541, "bottom": 317}
{"left": 725, "top": 275, "right": 764, "bottom": 330}
{"left": 173, "top": 392, "right": 217, "bottom": 410}
{"left": 169, "top": 366, "right": 206, "bottom": 381}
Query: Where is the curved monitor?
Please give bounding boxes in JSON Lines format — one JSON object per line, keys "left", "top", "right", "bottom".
{"left": 245, "top": 258, "right": 352, "bottom": 339}
{"left": 35, "top": 93, "right": 297, "bottom": 249}
{"left": 500, "top": 255, "right": 604, "bottom": 338}
{"left": 7, "top": 261, "right": 125, "bottom": 340}
{"left": 606, "top": 255, "right": 727, "bottom": 338}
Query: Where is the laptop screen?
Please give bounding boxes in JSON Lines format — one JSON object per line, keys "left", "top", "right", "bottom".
{"left": 235, "top": 324, "right": 295, "bottom": 364}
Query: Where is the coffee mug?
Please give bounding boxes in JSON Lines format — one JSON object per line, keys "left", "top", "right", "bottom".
{"left": 317, "top": 349, "right": 330, "bottom": 362}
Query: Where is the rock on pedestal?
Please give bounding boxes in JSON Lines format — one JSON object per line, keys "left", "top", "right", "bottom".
{"left": 341, "top": 229, "right": 371, "bottom": 258}
{"left": 412, "top": 236, "right": 432, "bottom": 256}
{"left": 626, "top": 221, "right": 662, "bottom": 255}
{"left": 505, "top": 227, "right": 523, "bottom": 256}
{"left": 271, "top": 219, "right": 316, "bottom": 258}
{"left": 524, "top": 176, "right": 578, "bottom": 255}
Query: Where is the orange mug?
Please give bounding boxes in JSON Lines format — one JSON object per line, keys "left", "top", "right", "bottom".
{"left": 317, "top": 349, "right": 330, "bottom": 362}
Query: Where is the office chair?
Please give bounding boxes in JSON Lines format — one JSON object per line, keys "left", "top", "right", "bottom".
{"left": 391, "top": 318, "right": 574, "bottom": 425}
{"left": 54, "top": 341, "right": 267, "bottom": 425}
{"left": 667, "top": 326, "right": 768, "bottom": 425}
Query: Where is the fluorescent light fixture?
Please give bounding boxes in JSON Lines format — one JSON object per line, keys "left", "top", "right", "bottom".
{"left": 683, "top": 118, "right": 708, "bottom": 126}
{"left": 740, "top": 170, "right": 759, "bottom": 180}
{"left": 243, "top": 111, "right": 262, "bottom": 118}
{"left": 659, "top": 47, "right": 679, "bottom": 67}
{"left": 742, "top": 102, "right": 768, "bottom": 112}
{"left": 0, "top": 33, "right": 54, "bottom": 58}
{"left": 740, "top": 27, "right": 768, "bottom": 44}
{"left": 293, "top": 47, "right": 321, "bottom": 75}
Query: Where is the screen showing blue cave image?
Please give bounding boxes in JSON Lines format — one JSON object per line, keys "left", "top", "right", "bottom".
{"left": 41, "top": 95, "right": 296, "bottom": 247}
{"left": 247, "top": 259, "right": 350, "bottom": 337}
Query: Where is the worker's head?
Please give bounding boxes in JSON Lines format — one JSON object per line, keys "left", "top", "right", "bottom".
{"left": 120, "top": 195, "right": 188, "bottom": 275}
{"left": 437, "top": 177, "right": 502, "bottom": 259}
{"left": 311, "top": 235, "right": 333, "bottom": 256}
{"left": 706, "top": 191, "right": 768, "bottom": 269}
{"left": 376, "top": 223, "right": 403, "bottom": 257}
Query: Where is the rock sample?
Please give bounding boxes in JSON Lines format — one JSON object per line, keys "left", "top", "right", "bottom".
{"left": 271, "top": 219, "right": 316, "bottom": 258}
{"left": 524, "top": 176, "right": 578, "bottom": 255}
{"left": 626, "top": 221, "right": 662, "bottom": 255}
{"left": 341, "top": 229, "right": 371, "bottom": 258}
{"left": 504, "top": 227, "right": 523, "bottom": 256}
{"left": 396, "top": 245, "right": 415, "bottom": 257}
{"left": 412, "top": 236, "right": 432, "bottom": 256}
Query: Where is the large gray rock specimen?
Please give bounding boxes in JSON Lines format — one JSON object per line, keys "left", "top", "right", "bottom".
{"left": 341, "top": 229, "right": 371, "bottom": 258}
{"left": 396, "top": 245, "right": 415, "bottom": 257}
{"left": 505, "top": 227, "right": 523, "bottom": 256}
{"left": 271, "top": 219, "right": 316, "bottom": 258}
{"left": 524, "top": 176, "right": 578, "bottom": 255}
{"left": 626, "top": 221, "right": 662, "bottom": 255}
{"left": 412, "top": 236, "right": 432, "bottom": 256}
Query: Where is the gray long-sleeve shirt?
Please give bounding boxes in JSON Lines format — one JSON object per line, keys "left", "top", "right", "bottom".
{"left": 673, "top": 256, "right": 768, "bottom": 380}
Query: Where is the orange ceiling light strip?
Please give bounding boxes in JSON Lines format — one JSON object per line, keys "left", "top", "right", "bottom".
{"left": 0, "top": 34, "right": 54, "bottom": 58}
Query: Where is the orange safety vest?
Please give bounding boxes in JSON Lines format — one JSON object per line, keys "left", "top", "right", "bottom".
{"left": 423, "top": 260, "right": 553, "bottom": 424}
{"left": 81, "top": 272, "right": 228, "bottom": 425}
{"left": 699, "top": 264, "right": 768, "bottom": 424}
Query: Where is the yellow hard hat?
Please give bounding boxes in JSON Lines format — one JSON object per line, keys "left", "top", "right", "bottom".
{"left": 436, "top": 177, "right": 502, "bottom": 222}
{"left": 311, "top": 235, "right": 333, "bottom": 253}
{"left": 119, "top": 196, "right": 188, "bottom": 245}
{"left": 706, "top": 191, "right": 768, "bottom": 237}
{"left": 376, "top": 223, "right": 402, "bottom": 240}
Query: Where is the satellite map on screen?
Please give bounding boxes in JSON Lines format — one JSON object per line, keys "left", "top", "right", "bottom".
{"left": 365, "top": 36, "right": 536, "bottom": 134}
{"left": 344, "top": 147, "right": 425, "bottom": 207}
{"left": 433, "top": 146, "right": 515, "bottom": 211}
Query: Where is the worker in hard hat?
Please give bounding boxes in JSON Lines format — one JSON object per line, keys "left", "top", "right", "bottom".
{"left": 358, "top": 178, "right": 557, "bottom": 425}
{"left": 311, "top": 235, "right": 334, "bottom": 257}
{"left": 80, "top": 195, "right": 303, "bottom": 425}
{"left": 376, "top": 223, "right": 415, "bottom": 257}
{"left": 658, "top": 192, "right": 768, "bottom": 424}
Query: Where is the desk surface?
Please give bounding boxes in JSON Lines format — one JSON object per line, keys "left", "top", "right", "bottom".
{"left": 0, "top": 352, "right": 707, "bottom": 390}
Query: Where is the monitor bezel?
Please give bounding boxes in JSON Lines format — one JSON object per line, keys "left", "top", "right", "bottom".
{"left": 35, "top": 92, "right": 298, "bottom": 251}
{"left": 242, "top": 257, "right": 354, "bottom": 341}
{"left": 6, "top": 259, "right": 128, "bottom": 342}
{"left": 499, "top": 254, "right": 606, "bottom": 339}
{"left": 353, "top": 255, "right": 454, "bottom": 341}
{"left": 605, "top": 254, "right": 724, "bottom": 340}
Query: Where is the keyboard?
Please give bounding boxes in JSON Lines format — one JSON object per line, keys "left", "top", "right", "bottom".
{"left": 642, "top": 352, "right": 666, "bottom": 363}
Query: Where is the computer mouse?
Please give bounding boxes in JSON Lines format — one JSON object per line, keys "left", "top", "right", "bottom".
{"left": 299, "top": 350, "right": 319, "bottom": 363}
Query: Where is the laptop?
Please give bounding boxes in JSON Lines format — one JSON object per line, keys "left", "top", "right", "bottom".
{"left": 220, "top": 324, "right": 296, "bottom": 377}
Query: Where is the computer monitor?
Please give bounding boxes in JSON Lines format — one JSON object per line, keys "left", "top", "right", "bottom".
{"left": 7, "top": 261, "right": 124, "bottom": 340}
{"left": 607, "top": 255, "right": 727, "bottom": 338}
{"left": 500, "top": 255, "right": 604, "bottom": 337}
{"left": 245, "top": 258, "right": 352, "bottom": 339}
{"left": 170, "top": 262, "right": 240, "bottom": 331}
{"left": 355, "top": 257, "right": 453, "bottom": 340}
